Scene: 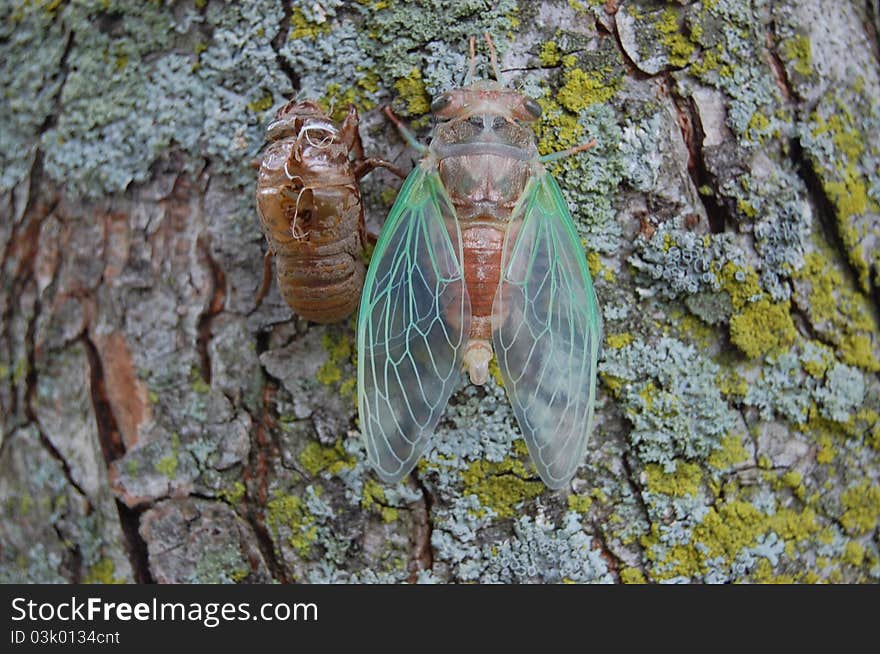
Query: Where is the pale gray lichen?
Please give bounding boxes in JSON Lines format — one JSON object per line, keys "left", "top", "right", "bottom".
{"left": 746, "top": 349, "right": 867, "bottom": 424}
{"left": 630, "top": 219, "right": 746, "bottom": 301}
{"left": 39, "top": 0, "right": 290, "bottom": 198}
{"left": 0, "top": 3, "right": 68, "bottom": 192}
{"left": 601, "top": 337, "right": 737, "bottom": 469}
{"left": 479, "top": 512, "right": 613, "bottom": 584}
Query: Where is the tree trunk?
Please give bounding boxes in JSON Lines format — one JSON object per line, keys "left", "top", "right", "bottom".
{"left": 2, "top": 0, "right": 878, "bottom": 584}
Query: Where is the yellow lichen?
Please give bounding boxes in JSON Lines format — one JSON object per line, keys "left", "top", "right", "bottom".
{"left": 794, "top": 251, "right": 879, "bottom": 372}
{"left": 289, "top": 7, "right": 330, "bottom": 40}
{"left": 644, "top": 498, "right": 822, "bottom": 581}
{"left": 655, "top": 7, "right": 696, "bottom": 68}
{"left": 316, "top": 331, "right": 357, "bottom": 403}
{"left": 219, "top": 481, "right": 246, "bottom": 504}
{"left": 155, "top": 433, "right": 180, "bottom": 479}
{"left": 567, "top": 493, "right": 593, "bottom": 513}
{"left": 839, "top": 483, "right": 880, "bottom": 536}
{"left": 266, "top": 491, "right": 320, "bottom": 556}
{"left": 619, "top": 567, "right": 647, "bottom": 584}
{"left": 298, "top": 440, "right": 356, "bottom": 477}
{"left": 644, "top": 462, "right": 703, "bottom": 497}
{"left": 707, "top": 434, "right": 750, "bottom": 471}
{"left": 728, "top": 299, "right": 797, "bottom": 359}
{"left": 606, "top": 333, "right": 634, "bottom": 349}
{"left": 556, "top": 64, "right": 617, "bottom": 113}
{"left": 781, "top": 34, "right": 812, "bottom": 76}
{"left": 361, "top": 479, "right": 399, "bottom": 523}
{"left": 83, "top": 558, "right": 126, "bottom": 584}
{"left": 393, "top": 68, "right": 431, "bottom": 116}
{"left": 461, "top": 457, "right": 545, "bottom": 519}
{"left": 539, "top": 41, "right": 561, "bottom": 66}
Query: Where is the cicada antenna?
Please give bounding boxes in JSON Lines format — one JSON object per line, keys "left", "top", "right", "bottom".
{"left": 483, "top": 33, "right": 504, "bottom": 84}
{"left": 464, "top": 36, "right": 477, "bottom": 85}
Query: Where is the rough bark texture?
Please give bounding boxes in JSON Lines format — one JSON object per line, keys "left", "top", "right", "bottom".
{"left": 2, "top": 0, "right": 879, "bottom": 584}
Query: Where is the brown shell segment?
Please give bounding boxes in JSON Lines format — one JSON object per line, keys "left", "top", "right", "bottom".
{"left": 255, "top": 102, "right": 365, "bottom": 323}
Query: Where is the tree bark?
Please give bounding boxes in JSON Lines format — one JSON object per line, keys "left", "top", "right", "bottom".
{"left": 1, "top": 0, "right": 879, "bottom": 583}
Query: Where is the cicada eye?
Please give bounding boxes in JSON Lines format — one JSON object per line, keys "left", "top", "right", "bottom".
{"left": 431, "top": 94, "right": 451, "bottom": 114}
{"left": 524, "top": 98, "right": 542, "bottom": 119}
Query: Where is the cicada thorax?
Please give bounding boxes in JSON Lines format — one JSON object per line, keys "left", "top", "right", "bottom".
{"left": 431, "top": 104, "right": 539, "bottom": 383}
{"left": 255, "top": 101, "right": 366, "bottom": 323}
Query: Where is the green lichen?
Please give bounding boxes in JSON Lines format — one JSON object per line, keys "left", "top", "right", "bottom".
{"left": 393, "top": 67, "right": 431, "bottom": 116}
{"left": 246, "top": 92, "right": 274, "bottom": 114}
{"left": 190, "top": 366, "right": 210, "bottom": 394}
{"left": 619, "top": 567, "right": 647, "bottom": 584}
{"left": 655, "top": 7, "right": 695, "bottom": 68}
{"left": 794, "top": 251, "right": 879, "bottom": 372}
{"left": 289, "top": 6, "right": 330, "bottom": 40}
{"left": 316, "top": 330, "right": 357, "bottom": 402}
{"left": 839, "top": 483, "right": 880, "bottom": 536}
{"left": 361, "top": 479, "right": 399, "bottom": 523}
{"left": 460, "top": 455, "right": 545, "bottom": 519}
{"left": 265, "top": 491, "right": 319, "bottom": 556}
{"left": 82, "top": 558, "right": 126, "bottom": 585}
{"left": 707, "top": 434, "right": 750, "bottom": 471}
{"left": 567, "top": 494, "right": 593, "bottom": 513}
{"left": 298, "top": 440, "right": 355, "bottom": 477}
{"left": 644, "top": 462, "right": 703, "bottom": 498}
{"left": 556, "top": 62, "right": 617, "bottom": 113}
{"left": 781, "top": 34, "right": 812, "bottom": 76}
{"left": 154, "top": 433, "right": 180, "bottom": 479}
{"left": 218, "top": 481, "right": 246, "bottom": 505}
{"left": 644, "top": 496, "right": 822, "bottom": 582}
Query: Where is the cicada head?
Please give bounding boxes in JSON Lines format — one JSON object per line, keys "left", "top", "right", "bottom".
{"left": 427, "top": 36, "right": 543, "bottom": 158}
{"left": 430, "top": 34, "right": 542, "bottom": 124}
{"left": 430, "top": 83, "right": 542, "bottom": 124}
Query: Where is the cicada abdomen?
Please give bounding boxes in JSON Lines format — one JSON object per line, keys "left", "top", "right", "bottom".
{"left": 358, "top": 36, "right": 602, "bottom": 489}
{"left": 255, "top": 101, "right": 372, "bottom": 323}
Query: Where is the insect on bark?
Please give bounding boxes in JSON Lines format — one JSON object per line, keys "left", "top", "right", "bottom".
{"left": 255, "top": 100, "right": 401, "bottom": 323}
{"left": 357, "top": 36, "right": 603, "bottom": 489}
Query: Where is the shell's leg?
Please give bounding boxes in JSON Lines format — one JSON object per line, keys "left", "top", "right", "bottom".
{"left": 339, "top": 104, "right": 363, "bottom": 158}
{"left": 255, "top": 248, "right": 274, "bottom": 309}
{"left": 353, "top": 157, "right": 407, "bottom": 180}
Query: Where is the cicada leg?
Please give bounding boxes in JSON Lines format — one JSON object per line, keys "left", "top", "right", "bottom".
{"left": 383, "top": 106, "right": 428, "bottom": 155}
{"left": 538, "top": 138, "right": 597, "bottom": 163}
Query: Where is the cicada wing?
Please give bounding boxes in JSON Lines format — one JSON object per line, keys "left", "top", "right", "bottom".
{"left": 492, "top": 173, "right": 602, "bottom": 490}
{"left": 357, "top": 166, "right": 470, "bottom": 483}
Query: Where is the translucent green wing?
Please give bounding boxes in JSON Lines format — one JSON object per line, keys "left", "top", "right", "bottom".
{"left": 492, "top": 172, "right": 602, "bottom": 490}
{"left": 357, "top": 166, "right": 470, "bottom": 483}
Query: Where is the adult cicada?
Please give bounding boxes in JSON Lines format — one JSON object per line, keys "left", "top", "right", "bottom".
{"left": 358, "top": 37, "right": 602, "bottom": 489}
{"left": 256, "top": 100, "right": 401, "bottom": 323}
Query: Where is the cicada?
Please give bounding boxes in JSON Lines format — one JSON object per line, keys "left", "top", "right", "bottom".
{"left": 256, "top": 100, "right": 400, "bottom": 323}
{"left": 357, "top": 37, "right": 602, "bottom": 489}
